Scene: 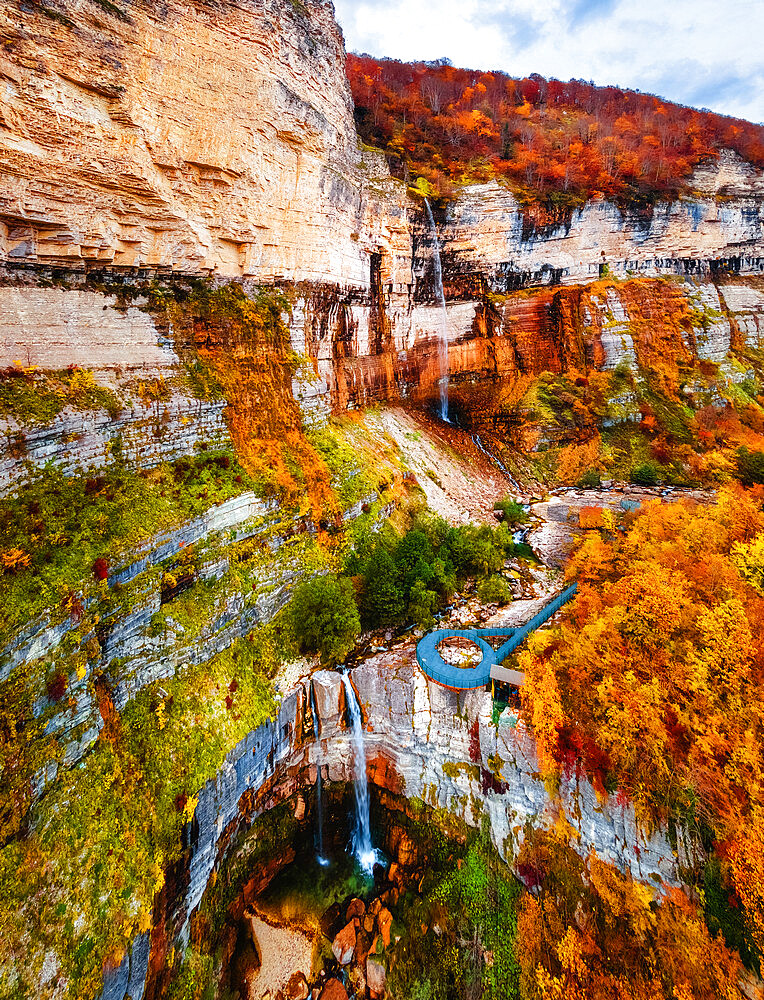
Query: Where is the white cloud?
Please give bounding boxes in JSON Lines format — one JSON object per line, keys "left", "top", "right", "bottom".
{"left": 333, "top": 0, "right": 764, "bottom": 123}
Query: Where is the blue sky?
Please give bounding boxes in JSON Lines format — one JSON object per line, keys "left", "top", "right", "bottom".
{"left": 333, "top": 0, "right": 764, "bottom": 124}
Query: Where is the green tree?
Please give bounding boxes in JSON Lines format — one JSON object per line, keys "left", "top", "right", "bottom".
{"left": 361, "top": 547, "right": 404, "bottom": 626}
{"left": 630, "top": 461, "right": 660, "bottom": 486}
{"left": 291, "top": 575, "right": 360, "bottom": 664}
{"left": 395, "top": 530, "right": 434, "bottom": 576}
{"left": 477, "top": 575, "right": 512, "bottom": 605}
{"left": 469, "top": 535, "right": 506, "bottom": 577}
{"left": 408, "top": 579, "right": 440, "bottom": 629}
{"left": 445, "top": 526, "right": 472, "bottom": 574}
{"left": 431, "top": 557, "right": 457, "bottom": 600}
{"left": 737, "top": 447, "right": 764, "bottom": 486}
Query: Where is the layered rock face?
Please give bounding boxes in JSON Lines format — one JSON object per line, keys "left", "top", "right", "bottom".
{"left": 0, "top": 0, "right": 410, "bottom": 285}
{"left": 2, "top": 0, "right": 764, "bottom": 422}
{"left": 107, "top": 659, "right": 679, "bottom": 1000}
{"left": 438, "top": 154, "right": 764, "bottom": 294}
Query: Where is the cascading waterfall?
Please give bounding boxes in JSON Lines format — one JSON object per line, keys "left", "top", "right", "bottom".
{"left": 341, "top": 673, "right": 376, "bottom": 873}
{"left": 310, "top": 683, "right": 329, "bottom": 866}
{"left": 424, "top": 199, "right": 450, "bottom": 422}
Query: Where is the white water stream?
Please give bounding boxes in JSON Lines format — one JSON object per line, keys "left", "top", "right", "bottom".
{"left": 341, "top": 673, "right": 376, "bottom": 873}
{"left": 424, "top": 199, "right": 450, "bottom": 422}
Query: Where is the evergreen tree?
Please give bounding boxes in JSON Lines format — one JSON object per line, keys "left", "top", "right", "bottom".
{"left": 291, "top": 575, "right": 360, "bottom": 664}
{"left": 361, "top": 547, "right": 404, "bottom": 626}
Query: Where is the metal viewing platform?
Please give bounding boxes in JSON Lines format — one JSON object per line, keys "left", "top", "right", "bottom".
{"left": 415, "top": 583, "right": 578, "bottom": 690}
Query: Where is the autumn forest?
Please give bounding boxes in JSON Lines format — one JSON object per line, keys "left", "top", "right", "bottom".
{"left": 348, "top": 55, "right": 764, "bottom": 217}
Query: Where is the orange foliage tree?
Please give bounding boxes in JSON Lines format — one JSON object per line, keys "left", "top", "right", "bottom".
{"left": 520, "top": 484, "right": 764, "bottom": 964}
{"left": 516, "top": 830, "right": 745, "bottom": 1000}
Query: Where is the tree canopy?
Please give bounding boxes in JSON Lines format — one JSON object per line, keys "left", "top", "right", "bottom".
{"left": 291, "top": 575, "right": 361, "bottom": 664}
{"left": 519, "top": 484, "right": 764, "bottom": 968}
{"left": 347, "top": 55, "right": 764, "bottom": 217}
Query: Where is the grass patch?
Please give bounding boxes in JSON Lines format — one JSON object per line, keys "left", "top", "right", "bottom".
{"left": 0, "top": 452, "right": 260, "bottom": 643}
{"left": 0, "top": 366, "right": 121, "bottom": 426}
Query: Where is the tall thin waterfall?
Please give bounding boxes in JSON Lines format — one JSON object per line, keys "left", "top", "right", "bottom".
{"left": 424, "top": 199, "right": 450, "bottom": 422}
{"left": 341, "top": 673, "right": 376, "bottom": 872}
{"left": 310, "top": 683, "right": 329, "bottom": 866}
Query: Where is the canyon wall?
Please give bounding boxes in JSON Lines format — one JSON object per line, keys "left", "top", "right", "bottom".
{"left": 101, "top": 661, "right": 681, "bottom": 1000}
{"left": 1, "top": 1, "right": 764, "bottom": 998}
{"left": 0, "top": 0, "right": 410, "bottom": 285}
{"left": 2, "top": 0, "right": 764, "bottom": 427}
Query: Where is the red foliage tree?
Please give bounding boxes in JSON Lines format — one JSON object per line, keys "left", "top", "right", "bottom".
{"left": 347, "top": 55, "right": 764, "bottom": 217}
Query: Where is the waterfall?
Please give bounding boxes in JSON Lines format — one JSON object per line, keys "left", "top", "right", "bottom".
{"left": 310, "top": 683, "right": 329, "bottom": 866}
{"left": 341, "top": 673, "right": 376, "bottom": 873}
{"left": 424, "top": 199, "right": 450, "bottom": 422}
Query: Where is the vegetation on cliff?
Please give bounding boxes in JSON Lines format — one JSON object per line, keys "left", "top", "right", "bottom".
{"left": 347, "top": 55, "right": 764, "bottom": 216}
{"left": 519, "top": 484, "right": 764, "bottom": 973}
{"left": 384, "top": 814, "right": 521, "bottom": 1000}
{"left": 0, "top": 451, "right": 259, "bottom": 640}
{"left": 458, "top": 276, "right": 764, "bottom": 489}
{"left": 290, "top": 504, "right": 526, "bottom": 663}
{"left": 0, "top": 365, "right": 122, "bottom": 425}
{"left": 0, "top": 624, "right": 281, "bottom": 1000}
{"left": 515, "top": 828, "right": 746, "bottom": 999}
{"left": 291, "top": 574, "right": 361, "bottom": 663}
{"left": 174, "top": 283, "right": 336, "bottom": 522}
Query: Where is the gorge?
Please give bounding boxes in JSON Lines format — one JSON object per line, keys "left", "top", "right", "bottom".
{"left": 1, "top": 1, "right": 764, "bottom": 999}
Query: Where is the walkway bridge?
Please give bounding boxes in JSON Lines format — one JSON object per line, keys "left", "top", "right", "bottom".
{"left": 415, "top": 583, "right": 578, "bottom": 691}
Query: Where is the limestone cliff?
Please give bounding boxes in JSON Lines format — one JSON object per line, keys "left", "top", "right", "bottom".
{"left": 2, "top": 1, "right": 764, "bottom": 998}
{"left": 0, "top": 0, "right": 410, "bottom": 284}
{"left": 2, "top": 0, "right": 764, "bottom": 433}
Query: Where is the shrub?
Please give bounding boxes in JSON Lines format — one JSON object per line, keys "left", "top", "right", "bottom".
{"left": 629, "top": 461, "right": 660, "bottom": 486}
{"left": 577, "top": 469, "right": 602, "bottom": 488}
{"left": 477, "top": 575, "right": 512, "bottom": 605}
{"left": 92, "top": 557, "right": 109, "bottom": 581}
{"left": 578, "top": 506, "right": 604, "bottom": 530}
{"left": 291, "top": 575, "right": 360, "bottom": 664}
{"left": 493, "top": 498, "right": 528, "bottom": 525}
{"left": 736, "top": 447, "right": 764, "bottom": 486}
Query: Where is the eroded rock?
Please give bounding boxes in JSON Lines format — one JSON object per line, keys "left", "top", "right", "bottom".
{"left": 331, "top": 921, "right": 356, "bottom": 966}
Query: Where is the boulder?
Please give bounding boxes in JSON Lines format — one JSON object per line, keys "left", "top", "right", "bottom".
{"left": 331, "top": 921, "right": 356, "bottom": 965}
{"left": 354, "top": 929, "right": 372, "bottom": 966}
{"left": 319, "top": 979, "right": 349, "bottom": 1000}
{"left": 377, "top": 907, "right": 393, "bottom": 949}
{"left": 286, "top": 972, "right": 309, "bottom": 1000}
{"left": 346, "top": 897, "right": 366, "bottom": 920}
{"left": 320, "top": 902, "right": 342, "bottom": 938}
{"left": 366, "top": 958, "right": 387, "bottom": 997}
